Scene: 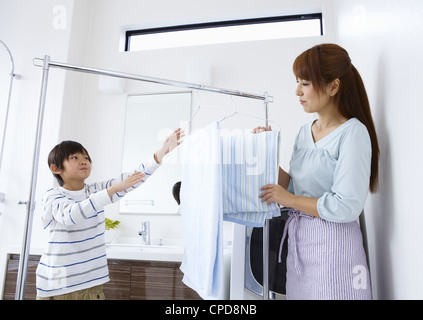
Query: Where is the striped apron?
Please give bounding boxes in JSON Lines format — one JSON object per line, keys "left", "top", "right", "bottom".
{"left": 279, "top": 209, "right": 372, "bottom": 300}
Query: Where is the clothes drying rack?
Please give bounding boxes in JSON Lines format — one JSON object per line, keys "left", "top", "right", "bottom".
{"left": 0, "top": 40, "right": 20, "bottom": 204}
{"left": 15, "top": 55, "right": 275, "bottom": 300}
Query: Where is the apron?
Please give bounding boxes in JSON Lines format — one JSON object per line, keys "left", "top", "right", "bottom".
{"left": 279, "top": 209, "right": 372, "bottom": 300}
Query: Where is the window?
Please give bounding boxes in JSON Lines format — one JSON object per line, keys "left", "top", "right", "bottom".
{"left": 125, "top": 13, "right": 322, "bottom": 52}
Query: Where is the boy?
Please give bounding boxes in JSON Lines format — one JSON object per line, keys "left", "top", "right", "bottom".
{"left": 36, "top": 128, "right": 183, "bottom": 300}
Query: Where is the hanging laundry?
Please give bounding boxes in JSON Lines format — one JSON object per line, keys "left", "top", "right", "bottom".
{"left": 222, "top": 130, "right": 280, "bottom": 227}
{"left": 179, "top": 122, "right": 224, "bottom": 300}
{"left": 179, "top": 122, "right": 280, "bottom": 299}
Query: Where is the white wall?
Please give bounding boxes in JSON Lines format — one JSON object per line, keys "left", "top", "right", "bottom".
{"left": 68, "top": 0, "right": 337, "bottom": 242}
{"left": 0, "top": 0, "right": 80, "bottom": 297}
{"left": 336, "top": 0, "right": 423, "bottom": 299}
{"left": 0, "top": 0, "right": 76, "bottom": 249}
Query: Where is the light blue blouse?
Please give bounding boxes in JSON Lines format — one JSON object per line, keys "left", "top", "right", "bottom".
{"left": 287, "top": 118, "right": 371, "bottom": 223}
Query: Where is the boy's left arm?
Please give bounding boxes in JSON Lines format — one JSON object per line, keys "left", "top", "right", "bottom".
{"left": 90, "top": 128, "right": 183, "bottom": 202}
{"left": 89, "top": 155, "right": 160, "bottom": 202}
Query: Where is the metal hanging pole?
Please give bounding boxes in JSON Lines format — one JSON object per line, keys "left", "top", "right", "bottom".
{"left": 15, "top": 55, "right": 50, "bottom": 300}
{"left": 264, "top": 92, "right": 269, "bottom": 129}
{"left": 262, "top": 92, "right": 270, "bottom": 300}
{"left": 0, "top": 40, "right": 20, "bottom": 204}
{"left": 263, "top": 220, "right": 270, "bottom": 300}
{"left": 33, "top": 57, "right": 273, "bottom": 102}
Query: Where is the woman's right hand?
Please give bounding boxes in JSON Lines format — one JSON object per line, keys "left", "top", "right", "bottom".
{"left": 251, "top": 125, "right": 272, "bottom": 134}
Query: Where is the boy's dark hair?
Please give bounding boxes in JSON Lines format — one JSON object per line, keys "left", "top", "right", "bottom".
{"left": 48, "top": 140, "right": 92, "bottom": 186}
{"left": 172, "top": 181, "right": 181, "bottom": 205}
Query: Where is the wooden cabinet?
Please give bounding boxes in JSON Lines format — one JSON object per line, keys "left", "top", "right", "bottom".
{"left": 129, "top": 260, "right": 200, "bottom": 300}
{"left": 3, "top": 254, "right": 39, "bottom": 300}
{"left": 103, "top": 259, "right": 132, "bottom": 299}
{"left": 3, "top": 255, "right": 201, "bottom": 300}
{"left": 104, "top": 259, "right": 201, "bottom": 300}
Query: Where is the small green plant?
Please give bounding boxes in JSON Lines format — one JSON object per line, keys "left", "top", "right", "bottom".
{"left": 105, "top": 218, "right": 120, "bottom": 230}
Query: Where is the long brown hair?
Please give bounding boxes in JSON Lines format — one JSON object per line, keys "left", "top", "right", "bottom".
{"left": 293, "top": 43, "right": 379, "bottom": 193}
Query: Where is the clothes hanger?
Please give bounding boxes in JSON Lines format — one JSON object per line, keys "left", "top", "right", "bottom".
{"left": 217, "top": 94, "right": 281, "bottom": 132}
{"left": 182, "top": 90, "right": 226, "bottom": 134}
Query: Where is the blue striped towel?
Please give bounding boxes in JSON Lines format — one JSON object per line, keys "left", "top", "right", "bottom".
{"left": 221, "top": 130, "right": 280, "bottom": 227}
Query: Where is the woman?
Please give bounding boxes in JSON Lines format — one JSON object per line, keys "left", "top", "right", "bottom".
{"left": 257, "top": 43, "right": 379, "bottom": 299}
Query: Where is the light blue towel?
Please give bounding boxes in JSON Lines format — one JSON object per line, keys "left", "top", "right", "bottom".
{"left": 179, "top": 122, "right": 224, "bottom": 299}
{"left": 222, "top": 130, "right": 280, "bottom": 227}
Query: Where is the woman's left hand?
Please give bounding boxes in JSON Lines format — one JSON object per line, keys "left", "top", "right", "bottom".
{"left": 259, "top": 184, "right": 294, "bottom": 207}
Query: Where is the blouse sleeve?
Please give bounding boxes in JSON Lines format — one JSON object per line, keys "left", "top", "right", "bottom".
{"left": 317, "top": 124, "right": 372, "bottom": 223}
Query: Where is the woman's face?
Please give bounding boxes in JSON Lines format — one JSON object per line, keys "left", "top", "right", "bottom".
{"left": 295, "top": 78, "right": 331, "bottom": 114}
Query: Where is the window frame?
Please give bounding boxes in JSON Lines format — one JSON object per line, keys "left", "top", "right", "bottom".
{"left": 125, "top": 13, "right": 323, "bottom": 52}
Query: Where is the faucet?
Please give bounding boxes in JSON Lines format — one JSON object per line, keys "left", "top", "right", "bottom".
{"left": 138, "top": 221, "right": 150, "bottom": 245}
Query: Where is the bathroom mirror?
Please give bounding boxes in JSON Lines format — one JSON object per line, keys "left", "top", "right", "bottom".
{"left": 119, "top": 92, "right": 191, "bottom": 214}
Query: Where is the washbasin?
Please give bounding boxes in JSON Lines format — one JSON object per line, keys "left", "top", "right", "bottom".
{"left": 106, "top": 236, "right": 185, "bottom": 262}
{"left": 106, "top": 236, "right": 184, "bottom": 249}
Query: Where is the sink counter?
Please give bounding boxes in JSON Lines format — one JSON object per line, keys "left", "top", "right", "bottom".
{"left": 105, "top": 236, "right": 184, "bottom": 262}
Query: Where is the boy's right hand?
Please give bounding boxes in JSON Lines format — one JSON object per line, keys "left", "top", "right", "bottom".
{"left": 107, "top": 172, "right": 145, "bottom": 198}
{"left": 154, "top": 128, "right": 185, "bottom": 164}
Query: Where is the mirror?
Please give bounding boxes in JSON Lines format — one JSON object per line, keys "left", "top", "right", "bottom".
{"left": 119, "top": 92, "right": 191, "bottom": 214}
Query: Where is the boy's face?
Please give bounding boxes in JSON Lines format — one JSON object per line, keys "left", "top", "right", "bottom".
{"left": 58, "top": 152, "right": 92, "bottom": 187}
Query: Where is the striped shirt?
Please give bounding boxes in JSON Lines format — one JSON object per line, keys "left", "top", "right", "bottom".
{"left": 36, "top": 156, "right": 160, "bottom": 297}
